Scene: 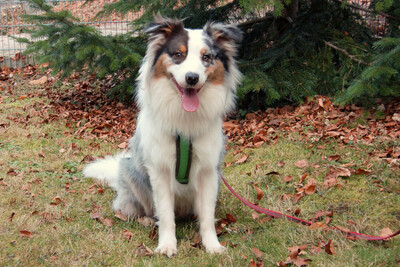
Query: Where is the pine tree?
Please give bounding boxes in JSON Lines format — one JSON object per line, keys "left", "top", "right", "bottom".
{"left": 20, "top": 0, "right": 398, "bottom": 109}
{"left": 19, "top": 0, "right": 146, "bottom": 100}
{"left": 336, "top": 0, "right": 400, "bottom": 105}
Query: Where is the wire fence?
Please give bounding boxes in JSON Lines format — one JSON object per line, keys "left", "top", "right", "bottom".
{"left": 0, "top": 0, "right": 139, "bottom": 67}
{"left": 0, "top": 0, "right": 388, "bottom": 67}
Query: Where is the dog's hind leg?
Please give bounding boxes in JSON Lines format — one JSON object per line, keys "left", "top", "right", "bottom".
{"left": 114, "top": 158, "right": 154, "bottom": 219}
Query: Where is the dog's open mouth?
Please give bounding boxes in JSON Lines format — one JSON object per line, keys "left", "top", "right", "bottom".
{"left": 173, "top": 79, "right": 201, "bottom": 112}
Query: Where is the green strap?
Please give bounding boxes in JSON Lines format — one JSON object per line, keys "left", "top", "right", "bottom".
{"left": 176, "top": 135, "right": 192, "bottom": 184}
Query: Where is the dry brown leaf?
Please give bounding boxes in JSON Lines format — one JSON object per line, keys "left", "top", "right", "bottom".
{"left": 295, "top": 160, "right": 309, "bottom": 168}
{"left": 324, "top": 178, "right": 338, "bottom": 188}
{"left": 19, "top": 230, "right": 33, "bottom": 238}
{"left": 136, "top": 242, "right": 154, "bottom": 257}
{"left": 121, "top": 229, "right": 134, "bottom": 240}
{"left": 236, "top": 154, "right": 248, "bottom": 164}
{"left": 294, "top": 191, "right": 305, "bottom": 203}
{"left": 137, "top": 217, "right": 155, "bottom": 227}
{"left": 90, "top": 212, "right": 101, "bottom": 220}
{"left": 334, "top": 225, "right": 350, "bottom": 233}
{"left": 304, "top": 184, "right": 316, "bottom": 195}
{"left": 226, "top": 213, "right": 237, "bottom": 224}
{"left": 115, "top": 210, "right": 128, "bottom": 222}
{"left": 309, "top": 222, "right": 328, "bottom": 229}
{"left": 118, "top": 141, "right": 128, "bottom": 149}
{"left": 101, "top": 218, "right": 114, "bottom": 227}
{"left": 284, "top": 175, "right": 293, "bottom": 183}
{"left": 29, "top": 76, "right": 47, "bottom": 85}
{"left": 380, "top": 228, "right": 394, "bottom": 238}
{"left": 252, "top": 211, "right": 260, "bottom": 220}
{"left": 324, "top": 239, "right": 336, "bottom": 256}
{"left": 251, "top": 182, "right": 264, "bottom": 201}
{"left": 8, "top": 212, "right": 15, "bottom": 222}
{"left": 253, "top": 246, "right": 263, "bottom": 258}
{"left": 354, "top": 168, "right": 372, "bottom": 175}
{"left": 326, "top": 166, "right": 351, "bottom": 179}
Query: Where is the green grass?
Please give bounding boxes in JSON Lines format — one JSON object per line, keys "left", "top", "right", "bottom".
{"left": 1, "top": 84, "right": 399, "bottom": 266}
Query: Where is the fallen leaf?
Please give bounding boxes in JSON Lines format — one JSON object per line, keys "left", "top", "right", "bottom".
{"left": 284, "top": 175, "right": 293, "bottom": 183}
{"left": 226, "top": 213, "right": 237, "bottom": 224}
{"left": 137, "top": 217, "right": 155, "bottom": 227}
{"left": 326, "top": 166, "right": 351, "bottom": 179}
{"left": 334, "top": 225, "right": 350, "bottom": 233}
{"left": 8, "top": 212, "right": 15, "bottom": 222}
{"left": 7, "top": 169, "right": 18, "bottom": 176}
{"left": 136, "top": 242, "right": 154, "bottom": 256}
{"left": 101, "top": 218, "right": 114, "bottom": 227}
{"left": 309, "top": 222, "right": 328, "bottom": 229}
{"left": 121, "top": 229, "right": 134, "bottom": 240}
{"left": 251, "top": 182, "right": 264, "bottom": 201}
{"left": 249, "top": 258, "right": 257, "bottom": 267}
{"left": 324, "top": 239, "right": 336, "bottom": 256}
{"left": 380, "top": 228, "right": 394, "bottom": 238}
{"left": 299, "top": 173, "right": 308, "bottom": 183}
{"left": 252, "top": 212, "right": 260, "bottom": 220}
{"left": 253, "top": 246, "right": 263, "bottom": 258}
{"left": 294, "top": 191, "right": 305, "bottom": 203}
{"left": 90, "top": 212, "right": 101, "bottom": 220}
{"left": 236, "top": 154, "right": 248, "bottom": 164}
{"left": 191, "top": 233, "right": 202, "bottom": 249}
{"left": 277, "top": 161, "right": 286, "bottom": 167}
{"left": 327, "top": 155, "right": 341, "bottom": 162}
{"left": 19, "top": 230, "right": 33, "bottom": 238}
{"left": 324, "top": 178, "right": 338, "bottom": 188}
{"left": 295, "top": 160, "right": 309, "bottom": 168}
{"left": 354, "top": 168, "right": 372, "bottom": 175}
{"left": 115, "top": 210, "right": 128, "bottom": 221}
{"left": 304, "top": 184, "right": 316, "bottom": 195}
{"left": 29, "top": 76, "right": 47, "bottom": 85}
{"left": 118, "top": 141, "right": 127, "bottom": 149}
{"left": 50, "top": 197, "right": 62, "bottom": 206}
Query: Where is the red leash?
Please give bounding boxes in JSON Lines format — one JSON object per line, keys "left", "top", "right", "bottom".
{"left": 221, "top": 175, "right": 400, "bottom": 241}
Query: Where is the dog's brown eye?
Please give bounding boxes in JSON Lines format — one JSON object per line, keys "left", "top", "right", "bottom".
{"left": 202, "top": 54, "right": 211, "bottom": 62}
{"left": 174, "top": 52, "right": 182, "bottom": 59}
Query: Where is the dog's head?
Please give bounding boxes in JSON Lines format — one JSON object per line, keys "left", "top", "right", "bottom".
{"left": 140, "top": 16, "right": 242, "bottom": 113}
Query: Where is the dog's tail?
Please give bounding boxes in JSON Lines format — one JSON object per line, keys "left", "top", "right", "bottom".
{"left": 82, "top": 153, "right": 124, "bottom": 190}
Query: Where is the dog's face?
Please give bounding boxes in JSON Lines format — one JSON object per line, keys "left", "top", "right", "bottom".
{"left": 144, "top": 17, "right": 242, "bottom": 112}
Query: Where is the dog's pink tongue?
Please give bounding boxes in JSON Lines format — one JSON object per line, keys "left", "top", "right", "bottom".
{"left": 181, "top": 88, "right": 199, "bottom": 112}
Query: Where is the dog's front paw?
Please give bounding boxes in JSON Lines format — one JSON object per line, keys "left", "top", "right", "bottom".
{"left": 204, "top": 243, "right": 227, "bottom": 254}
{"left": 155, "top": 244, "right": 177, "bottom": 257}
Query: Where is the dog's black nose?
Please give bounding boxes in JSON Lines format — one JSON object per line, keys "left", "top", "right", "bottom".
{"left": 185, "top": 72, "right": 199, "bottom": 86}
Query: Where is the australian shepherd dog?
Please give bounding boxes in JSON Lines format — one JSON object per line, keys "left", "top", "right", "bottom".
{"left": 83, "top": 16, "right": 242, "bottom": 256}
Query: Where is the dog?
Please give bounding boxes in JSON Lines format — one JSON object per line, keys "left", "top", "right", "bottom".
{"left": 83, "top": 16, "right": 242, "bottom": 257}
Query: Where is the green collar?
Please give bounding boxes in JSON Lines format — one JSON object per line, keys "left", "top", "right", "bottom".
{"left": 175, "top": 135, "right": 192, "bottom": 184}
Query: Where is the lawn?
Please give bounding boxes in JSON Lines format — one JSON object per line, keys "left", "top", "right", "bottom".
{"left": 0, "top": 69, "right": 399, "bottom": 266}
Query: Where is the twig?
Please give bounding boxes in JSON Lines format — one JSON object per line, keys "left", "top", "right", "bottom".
{"left": 324, "top": 41, "right": 370, "bottom": 65}
{"left": 332, "top": 0, "right": 400, "bottom": 22}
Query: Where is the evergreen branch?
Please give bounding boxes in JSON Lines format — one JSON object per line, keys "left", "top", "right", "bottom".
{"left": 324, "top": 41, "right": 370, "bottom": 66}
{"left": 332, "top": 0, "right": 400, "bottom": 22}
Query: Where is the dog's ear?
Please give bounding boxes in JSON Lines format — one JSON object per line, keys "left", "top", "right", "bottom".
{"left": 145, "top": 14, "right": 184, "bottom": 39}
{"left": 204, "top": 22, "right": 242, "bottom": 51}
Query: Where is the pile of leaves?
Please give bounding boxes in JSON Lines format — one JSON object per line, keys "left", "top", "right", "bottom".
{"left": 2, "top": 65, "right": 400, "bottom": 161}
{"left": 224, "top": 95, "right": 400, "bottom": 162}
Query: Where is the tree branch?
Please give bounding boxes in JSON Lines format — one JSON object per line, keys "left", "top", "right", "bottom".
{"left": 332, "top": 0, "right": 400, "bottom": 22}
{"left": 324, "top": 41, "right": 370, "bottom": 65}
